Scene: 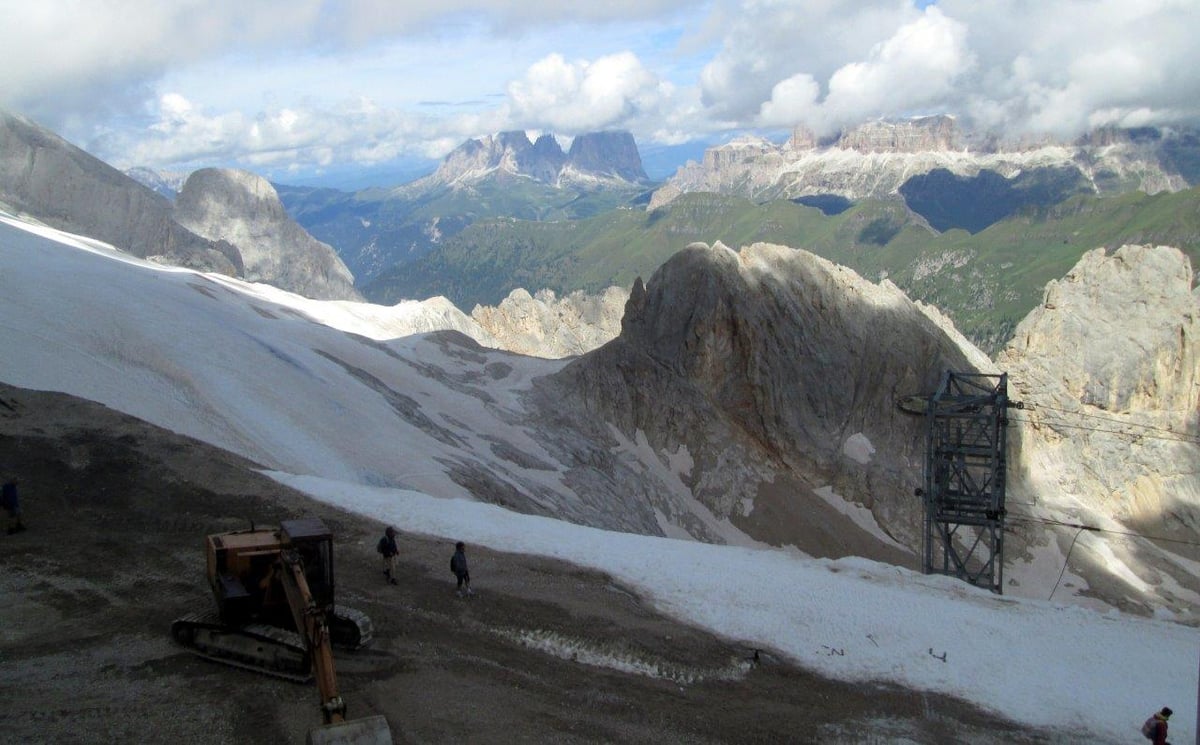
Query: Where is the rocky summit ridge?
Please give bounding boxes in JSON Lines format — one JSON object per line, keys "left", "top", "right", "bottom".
{"left": 650, "top": 116, "right": 1197, "bottom": 209}
{"left": 538, "top": 241, "right": 988, "bottom": 553}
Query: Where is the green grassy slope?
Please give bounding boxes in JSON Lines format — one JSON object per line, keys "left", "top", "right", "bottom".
{"left": 366, "top": 187, "right": 1200, "bottom": 353}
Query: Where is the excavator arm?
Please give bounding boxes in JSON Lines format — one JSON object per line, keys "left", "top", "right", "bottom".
{"left": 277, "top": 550, "right": 346, "bottom": 724}
{"left": 276, "top": 549, "right": 392, "bottom": 744}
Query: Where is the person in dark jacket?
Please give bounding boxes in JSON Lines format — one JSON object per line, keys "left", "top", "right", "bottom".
{"left": 377, "top": 527, "right": 399, "bottom": 584}
{"left": 2, "top": 477, "right": 24, "bottom": 535}
{"left": 450, "top": 541, "right": 472, "bottom": 597}
{"left": 1144, "top": 706, "right": 1172, "bottom": 745}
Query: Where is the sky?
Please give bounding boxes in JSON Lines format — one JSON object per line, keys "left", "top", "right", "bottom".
{"left": 3, "top": 0, "right": 1200, "bottom": 186}
{"left": 0, "top": 208, "right": 1197, "bottom": 743}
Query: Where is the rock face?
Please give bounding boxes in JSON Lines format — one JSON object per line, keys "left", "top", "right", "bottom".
{"left": 1003, "top": 243, "right": 1200, "bottom": 551}
{"left": 0, "top": 110, "right": 240, "bottom": 274}
{"left": 649, "top": 117, "right": 1194, "bottom": 210}
{"left": 471, "top": 286, "right": 628, "bottom": 358}
{"left": 174, "top": 168, "right": 361, "bottom": 302}
{"left": 417, "top": 130, "right": 648, "bottom": 189}
{"left": 563, "top": 132, "right": 647, "bottom": 183}
{"left": 535, "top": 241, "right": 988, "bottom": 554}
{"left": 833, "top": 115, "right": 960, "bottom": 153}
{"left": 998, "top": 245, "right": 1200, "bottom": 615}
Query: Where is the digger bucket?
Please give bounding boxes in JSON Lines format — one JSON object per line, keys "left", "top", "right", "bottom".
{"left": 306, "top": 714, "right": 393, "bottom": 745}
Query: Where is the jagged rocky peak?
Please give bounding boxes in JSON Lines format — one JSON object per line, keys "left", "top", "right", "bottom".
{"left": 527, "top": 133, "right": 568, "bottom": 182}
{"left": 424, "top": 129, "right": 646, "bottom": 188}
{"left": 547, "top": 240, "right": 987, "bottom": 554}
{"left": 174, "top": 168, "right": 361, "bottom": 302}
{"left": 0, "top": 110, "right": 240, "bottom": 275}
{"left": 431, "top": 131, "right": 537, "bottom": 184}
{"left": 565, "top": 131, "right": 647, "bottom": 182}
{"left": 470, "top": 286, "right": 628, "bottom": 358}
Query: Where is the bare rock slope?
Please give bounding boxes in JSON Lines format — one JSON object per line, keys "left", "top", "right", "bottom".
{"left": 0, "top": 110, "right": 239, "bottom": 274}
{"left": 999, "top": 244, "right": 1200, "bottom": 616}
{"left": 174, "top": 168, "right": 362, "bottom": 301}
{"left": 538, "top": 241, "right": 987, "bottom": 557}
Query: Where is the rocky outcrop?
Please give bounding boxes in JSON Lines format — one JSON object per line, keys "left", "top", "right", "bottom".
{"left": 471, "top": 286, "right": 627, "bottom": 358}
{"left": 174, "top": 168, "right": 361, "bottom": 302}
{"left": 649, "top": 118, "right": 1194, "bottom": 210}
{"left": 535, "top": 241, "right": 988, "bottom": 554}
{"left": 0, "top": 110, "right": 240, "bottom": 274}
{"left": 1000, "top": 245, "right": 1199, "bottom": 521}
{"left": 998, "top": 244, "right": 1199, "bottom": 615}
{"left": 413, "top": 130, "right": 648, "bottom": 191}
{"left": 563, "top": 132, "right": 647, "bottom": 183}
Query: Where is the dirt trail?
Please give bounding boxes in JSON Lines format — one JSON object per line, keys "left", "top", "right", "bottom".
{"left": 0, "top": 383, "right": 1075, "bottom": 744}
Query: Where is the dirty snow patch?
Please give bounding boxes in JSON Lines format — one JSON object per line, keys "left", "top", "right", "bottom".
{"left": 812, "top": 485, "right": 908, "bottom": 551}
{"left": 842, "top": 432, "right": 875, "bottom": 464}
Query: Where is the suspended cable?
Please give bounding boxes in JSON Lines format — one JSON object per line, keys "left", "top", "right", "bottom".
{"left": 1031, "top": 402, "right": 1197, "bottom": 440}
{"left": 1005, "top": 512, "right": 1200, "bottom": 548}
{"left": 1008, "top": 413, "right": 1200, "bottom": 445}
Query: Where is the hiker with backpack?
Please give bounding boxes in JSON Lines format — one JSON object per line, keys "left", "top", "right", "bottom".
{"left": 377, "top": 527, "right": 399, "bottom": 585}
{"left": 450, "top": 541, "right": 472, "bottom": 597}
{"left": 1141, "top": 706, "right": 1172, "bottom": 745}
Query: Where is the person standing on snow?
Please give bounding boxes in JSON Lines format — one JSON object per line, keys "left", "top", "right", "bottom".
{"left": 450, "top": 541, "right": 472, "bottom": 597}
{"left": 1141, "top": 706, "right": 1172, "bottom": 745}
{"left": 377, "top": 526, "right": 399, "bottom": 585}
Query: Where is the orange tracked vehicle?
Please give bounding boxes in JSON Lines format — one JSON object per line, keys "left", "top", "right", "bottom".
{"left": 171, "top": 518, "right": 391, "bottom": 745}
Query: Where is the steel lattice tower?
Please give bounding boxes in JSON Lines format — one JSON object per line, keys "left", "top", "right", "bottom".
{"left": 920, "top": 372, "right": 1012, "bottom": 594}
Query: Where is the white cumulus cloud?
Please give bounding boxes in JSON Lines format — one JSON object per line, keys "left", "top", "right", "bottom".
{"left": 506, "top": 52, "right": 673, "bottom": 134}
{"left": 4, "top": 0, "right": 1200, "bottom": 178}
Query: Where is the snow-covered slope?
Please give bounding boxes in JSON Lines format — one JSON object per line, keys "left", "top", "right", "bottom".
{"left": 0, "top": 211, "right": 558, "bottom": 499}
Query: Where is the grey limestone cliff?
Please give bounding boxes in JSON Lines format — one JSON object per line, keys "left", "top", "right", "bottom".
{"left": 174, "top": 168, "right": 361, "bottom": 302}
{"left": 533, "top": 241, "right": 986, "bottom": 556}
{"left": 0, "top": 111, "right": 240, "bottom": 274}
{"left": 998, "top": 245, "right": 1199, "bottom": 615}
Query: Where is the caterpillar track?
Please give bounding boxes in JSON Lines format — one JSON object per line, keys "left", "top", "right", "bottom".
{"left": 172, "top": 610, "right": 311, "bottom": 681}
{"left": 171, "top": 605, "right": 373, "bottom": 682}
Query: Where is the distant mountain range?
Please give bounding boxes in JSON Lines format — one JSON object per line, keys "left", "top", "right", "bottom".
{"left": 269, "top": 129, "right": 654, "bottom": 286}
{"left": 650, "top": 116, "right": 1199, "bottom": 224}
{"left": 10, "top": 105, "right": 1199, "bottom": 358}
